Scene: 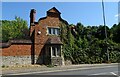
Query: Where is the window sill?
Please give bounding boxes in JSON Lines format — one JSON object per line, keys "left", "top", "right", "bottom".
{"left": 47, "top": 34, "right": 59, "bottom": 36}
{"left": 51, "top": 56, "right": 60, "bottom": 58}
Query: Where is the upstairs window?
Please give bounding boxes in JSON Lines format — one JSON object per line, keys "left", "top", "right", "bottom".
{"left": 47, "top": 27, "right": 60, "bottom": 35}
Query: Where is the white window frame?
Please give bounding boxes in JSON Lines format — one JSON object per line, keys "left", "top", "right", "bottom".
{"left": 51, "top": 46, "right": 61, "bottom": 57}
{"left": 47, "top": 27, "right": 60, "bottom": 35}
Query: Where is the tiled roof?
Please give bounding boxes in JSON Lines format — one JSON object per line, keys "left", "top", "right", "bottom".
{"left": 0, "top": 39, "right": 32, "bottom": 48}
{"left": 47, "top": 7, "right": 61, "bottom": 14}
{"left": 46, "top": 36, "right": 62, "bottom": 45}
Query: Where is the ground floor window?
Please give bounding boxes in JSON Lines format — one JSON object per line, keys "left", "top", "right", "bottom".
{"left": 51, "top": 46, "right": 61, "bottom": 57}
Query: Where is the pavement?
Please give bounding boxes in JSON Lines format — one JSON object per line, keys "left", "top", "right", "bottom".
{"left": 2, "top": 63, "right": 119, "bottom": 76}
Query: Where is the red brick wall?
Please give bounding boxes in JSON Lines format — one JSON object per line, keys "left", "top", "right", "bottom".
{"left": 33, "top": 17, "right": 60, "bottom": 55}
{"left": 1, "top": 44, "right": 31, "bottom": 56}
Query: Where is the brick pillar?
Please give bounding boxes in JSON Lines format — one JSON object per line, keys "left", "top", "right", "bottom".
{"left": 29, "top": 9, "right": 36, "bottom": 64}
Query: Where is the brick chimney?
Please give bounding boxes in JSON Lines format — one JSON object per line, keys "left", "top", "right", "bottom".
{"left": 30, "top": 9, "right": 36, "bottom": 24}
{"left": 30, "top": 9, "right": 36, "bottom": 36}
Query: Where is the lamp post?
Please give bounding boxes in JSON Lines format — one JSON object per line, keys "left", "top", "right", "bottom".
{"left": 102, "top": 0, "right": 109, "bottom": 62}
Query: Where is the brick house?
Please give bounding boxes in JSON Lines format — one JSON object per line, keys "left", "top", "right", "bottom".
{"left": 1, "top": 7, "right": 68, "bottom": 66}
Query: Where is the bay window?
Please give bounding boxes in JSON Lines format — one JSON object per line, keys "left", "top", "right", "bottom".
{"left": 50, "top": 46, "right": 61, "bottom": 57}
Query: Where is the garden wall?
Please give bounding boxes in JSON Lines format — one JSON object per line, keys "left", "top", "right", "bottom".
{"left": 1, "top": 40, "right": 32, "bottom": 66}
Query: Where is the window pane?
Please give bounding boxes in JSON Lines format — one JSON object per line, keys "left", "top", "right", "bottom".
{"left": 48, "top": 28, "right": 51, "bottom": 34}
{"left": 55, "top": 28, "right": 57, "bottom": 35}
{"left": 53, "top": 28, "right": 55, "bottom": 34}
{"left": 57, "top": 29, "right": 60, "bottom": 35}
{"left": 52, "top": 47, "right": 56, "bottom": 56}
{"left": 57, "top": 47, "right": 60, "bottom": 56}
{"left": 51, "top": 28, "right": 53, "bottom": 34}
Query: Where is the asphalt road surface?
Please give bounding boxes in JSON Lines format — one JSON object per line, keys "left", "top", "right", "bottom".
{"left": 2, "top": 64, "right": 120, "bottom": 77}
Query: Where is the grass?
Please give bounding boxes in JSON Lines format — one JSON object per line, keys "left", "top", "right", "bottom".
{"left": 46, "top": 64, "right": 55, "bottom": 68}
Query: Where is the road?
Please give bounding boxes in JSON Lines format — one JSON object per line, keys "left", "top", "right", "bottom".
{"left": 2, "top": 64, "right": 120, "bottom": 77}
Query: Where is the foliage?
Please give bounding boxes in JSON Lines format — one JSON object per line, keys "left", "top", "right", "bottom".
{"left": 111, "top": 23, "right": 120, "bottom": 43}
{"left": 60, "top": 22, "right": 120, "bottom": 64}
{"left": 1, "top": 16, "right": 29, "bottom": 42}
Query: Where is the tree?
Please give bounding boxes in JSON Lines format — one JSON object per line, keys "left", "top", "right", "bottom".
{"left": 95, "top": 25, "right": 110, "bottom": 40}
{"left": 111, "top": 23, "right": 120, "bottom": 43}
{"left": 1, "top": 16, "right": 29, "bottom": 42}
{"left": 61, "top": 22, "right": 120, "bottom": 64}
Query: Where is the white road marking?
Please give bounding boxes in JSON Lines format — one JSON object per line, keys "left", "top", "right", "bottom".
{"left": 3, "top": 65, "right": 118, "bottom": 76}
{"left": 110, "top": 72, "right": 120, "bottom": 77}
{"left": 91, "top": 71, "right": 118, "bottom": 75}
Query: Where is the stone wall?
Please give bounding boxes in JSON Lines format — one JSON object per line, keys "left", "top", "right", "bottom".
{"left": 51, "top": 57, "right": 62, "bottom": 66}
{"left": 2, "top": 56, "right": 31, "bottom": 66}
